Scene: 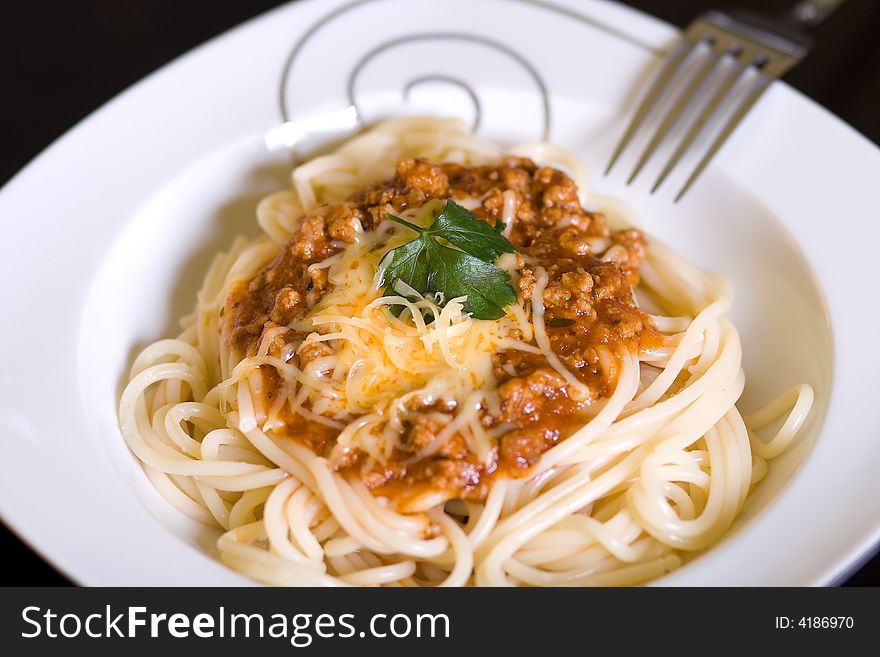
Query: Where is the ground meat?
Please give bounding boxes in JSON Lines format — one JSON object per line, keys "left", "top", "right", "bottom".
{"left": 557, "top": 228, "right": 594, "bottom": 257}
{"left": 518, "top": 266, "right": 536, "bottom": 301}
{"left": 226, "top": 200, "right": 368, "bottom": 354}
{"left": 514, "top": 252, "right": 646, "bottom": 391}
{"left": 497, "top": 368, "right": 571, "bottom": 424}
{"left": 396, "top": 158, "right": 449, "bottom": 198}
{"left": 590, "top": 262, "right": 632, "bottom": 302}
{"left": 489, "top": 368, "right": 577, "bottom": 472}
{"left": 225, "top": 155, "right": 659, "bottom": 509}
{"left": 326, "top": 202, "right": 365, "bottom": 243}
{"left": 424, "top": 458, "right": 483, "bottom": 491}
{"left": 269, "top": 286, "right": 301, "bottom": 325}
{"left": 402, "top": 411, "right": 462, "bottom": 458}
{"left": 509, "top": 254, "right": 650, "bottom": 399}
{"left": 371, "top": 455, "right": 489, "bottom": 513}
{"left": 348, "top": 158, "right": 451, "bottom": 227}
{"left": 360, "top": 458, "right": 409, "bottom": 490}
{"left": 541, "top": 265, "right": 596, "bottom": 314}
{"left": 595, "top": 300, "right": 644, "bottom": 341}
{"left": 499, "top": 428, "right": 558, "bottom": 470}
{"left": 500, "top": 164, "right": 531, "bottom": 193}
{"left": 609, "top": 228, "right": 648, "bottom": 283}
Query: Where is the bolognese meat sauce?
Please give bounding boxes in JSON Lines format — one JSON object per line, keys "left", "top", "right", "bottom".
{"left": 225, "top": 157, "right": 659, "bottom": 511}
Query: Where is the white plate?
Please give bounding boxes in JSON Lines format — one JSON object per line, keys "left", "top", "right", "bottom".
{"left": 1, "top": 0, "right": 878, "bottom": 586}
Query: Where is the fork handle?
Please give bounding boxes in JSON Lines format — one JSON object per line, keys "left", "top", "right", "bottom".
{"left": 790, "top": 0, "right": 848, "bottom": 27}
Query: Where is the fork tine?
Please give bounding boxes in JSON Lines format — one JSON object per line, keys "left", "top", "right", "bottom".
{"left": 626, "top": 45, "right": 722, "bottom": 185}
{"left": 674, "top": 72, "right": 772, "bottom": 202}
{"left": 605, "top": 39, "right": 694, "bottom": 175}
{"left": 651, "top": 57, "right": 748, "bottom": 194}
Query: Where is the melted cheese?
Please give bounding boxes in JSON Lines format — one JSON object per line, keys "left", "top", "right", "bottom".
{"left": 257, "top": 201, "right": 529, "bottom": 461}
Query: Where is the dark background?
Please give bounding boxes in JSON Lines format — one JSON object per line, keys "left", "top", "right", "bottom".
{"left": 1, "top": 0, "right": 878, "bottom": 586}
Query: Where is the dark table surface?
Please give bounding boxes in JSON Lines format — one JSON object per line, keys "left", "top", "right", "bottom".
{"left": 1, "top": 0, "right": 878, "bottom": 586}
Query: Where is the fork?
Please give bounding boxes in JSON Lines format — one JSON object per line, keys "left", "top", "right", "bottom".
{"left": 606, "top": 0, "right": 847, "bottom": 201}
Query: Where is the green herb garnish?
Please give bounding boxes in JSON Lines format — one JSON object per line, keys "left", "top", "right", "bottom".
{"left": 378, "top": 200, "right": 517, "bottom": 320}
{"left": 546, "top": 318, "right": 576, "bottom": 328}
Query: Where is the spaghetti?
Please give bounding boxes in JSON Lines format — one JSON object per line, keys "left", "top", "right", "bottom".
{"left": 118, "top": 118, "right": 813, "bottom": 586}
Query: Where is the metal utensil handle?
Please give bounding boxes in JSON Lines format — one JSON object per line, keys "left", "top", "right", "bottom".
{"left": 791, "top": 0, "right": 848, "bottom": 27}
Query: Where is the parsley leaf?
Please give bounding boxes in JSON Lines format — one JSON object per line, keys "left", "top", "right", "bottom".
{"left": 379, "top": 237, "right": 428, "bottom": 296}
{"left": 427, "top": 199, "right": 515, "bottom": 262}
{"left": 546, "top": 318, "right": 576, "bottom": 328}
{"left": 378, "top": 200, "right": 517, "bottom": 320}
{"left": 422, "top": 239, "right": 517, "bottom": 319}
